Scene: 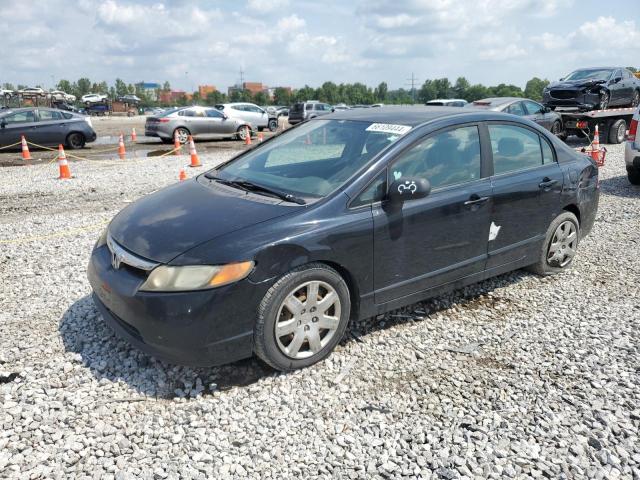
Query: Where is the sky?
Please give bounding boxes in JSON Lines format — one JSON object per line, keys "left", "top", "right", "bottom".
{"left": 1, "top": 0, "right": 638, "bottom": 92}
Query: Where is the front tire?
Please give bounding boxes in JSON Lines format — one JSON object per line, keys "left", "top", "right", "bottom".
{"left": 597, "top": 91, "right": 609, "bottom": 110}
{"left": 551, "top": 120, "right": 565, "bottom": 140}
{"left": 66, "top": 132, "right": 86, "bottom": 149}
{"left": 268, "top": 119, "right": 278, "bottom": 132}
{"left": 631, "top": 89, "right": 640, "bottom": 108}
{"left": 628, "top": 167, "right": 640, "bottom": 185}
{"left": 527, "top": 212, "right": 579, "bottom": 276}
{"left": 236, "top": 125, "right": 251, "bottom": 141}
{"left": 254, "top": 263, "right": 351, "bottom": 371}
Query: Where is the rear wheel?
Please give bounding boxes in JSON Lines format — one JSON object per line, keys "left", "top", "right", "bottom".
{"left": 597, "top": 91, "right": 609, "bottom": 110}
{"left": 551, "top": 120, "right": 565, "bottom": 140}
{"left": 608, "top": 119, "right": 626, "bottom": 144}
{"left": 268, "top": 118, "right": 278, "bottom": 132}
{"left": 254, "top": 263, "right": 351, "bottom": 371}
{"left": 173, "top": 127, "right": 190, "bottom": 144}
{"left": 527, "top": 212, "right": 579, "bottom": 276}
{"left": 628, "top": 167, "right": 640, "bottom": 185}
{"left": 66, "top": 132, "right": 86, "bottom": 149}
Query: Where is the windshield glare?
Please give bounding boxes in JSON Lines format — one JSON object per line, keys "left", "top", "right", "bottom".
{"left": 564, "top": 69, "right": 613, "bottom": 81}
{"left": 215, "top": 120, "right": 407, "bottom": 199}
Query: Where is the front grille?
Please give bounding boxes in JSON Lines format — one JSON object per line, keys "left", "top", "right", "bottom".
{"left": 550, "top": 90, "right": 578, "bottom": 100}
{"left": 106, "top": 234, "right": 159, "bottom": 274}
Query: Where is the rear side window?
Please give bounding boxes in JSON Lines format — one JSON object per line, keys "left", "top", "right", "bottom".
{"left": 305, "top": 104, "right": 313, "bottom": 111}
{"left": 489, "top": 124, "right": 545, "bottom": 174}
{"left": 62, "top": 112, "right": 73, "bottom": 119}
{"left": 390, "top": 126, "right": 481, "bottom": 190}
{"left": 541, "top": 136, "right": 555, "bottom": 164}
{"left": 3, "top": 111, "right": 36, "bottom": 124}
{"left": 505, "top": 102, "right": 525, "bottom": 116}
{"left": 523, "top": 101, "right": 543, "bottom": 115}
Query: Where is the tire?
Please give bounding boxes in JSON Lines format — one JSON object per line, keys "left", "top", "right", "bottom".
{"left": 597, "top": 90, "right": 609, "bottom": 110}
{"left": 527, "top": 211, "right": 580, "bottom": 276}
{"left": 550, "top": 120, "right": 564, "bottom": 139}
{"left": 631, "top": 90, "right": 640, "bottom": 108}
{"left": 268, "top": 119, "right": 278, "bottom": 132}
{"left": 66, "top": 132, "right": 86, "bottom": 149}
{"left": 608, "top": 119, "right": 626, "bottom": 144}
{"left": 173, "top": 127, "right": 190, "bottom": 144}
{"left": 628, "top": 167, "right": 640, "bottom": 185}
{"left": 254, "top": 263, "right": 351, "bottom": 371}
{"left": 236, "top": 125, "right": 251, "bottom": 141}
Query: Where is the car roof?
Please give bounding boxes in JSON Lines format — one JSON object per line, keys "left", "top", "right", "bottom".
{"left": 322, "top": 105, "right": 499, "bottom": 126}
{"left": 427, "top": 98, "right": 467, "bottom": 103}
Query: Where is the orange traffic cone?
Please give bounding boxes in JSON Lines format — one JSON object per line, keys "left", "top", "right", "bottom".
{"left": 179, "top": 168, "right": 187, "bottom": 181}
{"left": 258, "top": 132, "right": 264, "bottom": 142}
{"left": 188, "top": 136, "right": 201, "bottom": 167}
{"left": 118, "top": 134, "right": 126, "bottom": 160}
{"left": 21, "top": 135, "right": 31, "bottom": 161}
{"left": 131, "top": 127, "right": 137, "bottom": 142}
{"left": 57, "top": 144, "right": 72, "bottom": 179}
{"left": 244, "top": 126, "right": 252, "bottom": 145}
{"left": 174, "top": 131, "right": 182, "bottom": 154}
{"left": 591, "top": 125, "right": 600, "bottom": 163}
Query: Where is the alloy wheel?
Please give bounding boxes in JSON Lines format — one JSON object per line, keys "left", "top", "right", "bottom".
{"left": 632, "top": 91, "right": 640, "bottom": 108}
{"left": 547, "top": 221, "right": 577, "bottom": 267}
{"left": 175, "top": 128, "right": 189, "bottom": 144}
{"left": 274, "top": 280, "right": 341, "bottom": 359}
{"left": 599, "top": 92, "right": 609, "bottom": 110}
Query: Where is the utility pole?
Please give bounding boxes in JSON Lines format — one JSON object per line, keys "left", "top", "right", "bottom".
{"left": 239, "top": 69, "right": 245, "bottom": 89}
{"left": 405, "top": 73, "right": 419, "bottom": 103}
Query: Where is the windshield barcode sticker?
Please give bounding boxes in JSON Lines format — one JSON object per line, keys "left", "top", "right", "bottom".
{"left": 366, "top": 123, "right": 412, "bottom": 135}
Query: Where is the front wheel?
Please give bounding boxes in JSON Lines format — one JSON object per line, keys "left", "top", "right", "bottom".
{"left": 236, "top": 125, "right": 251, "bottom": 141}
{"left": 551, "top": 120, "right": 566, "bottom": 140}
{"left": 628, "top": 167, "right": 640, "bottom": 185}
{"left": 631, "top": 90, "right": 640, "bottom": 108}
{"left": 254, "top": 263, "right": 351, "bottom": 371}
{"left": 268, "top": 119, "right": 278, "bottom": 132}
{"left": 66, "top": 132, "right": 86, "bottom": 149}
{"left": 527, "top": 212, "right": 579, "bottom": 276}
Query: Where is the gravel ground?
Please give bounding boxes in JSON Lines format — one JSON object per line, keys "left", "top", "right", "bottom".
{"left": 0, "top": 144, "right": 639, "bottom": 479}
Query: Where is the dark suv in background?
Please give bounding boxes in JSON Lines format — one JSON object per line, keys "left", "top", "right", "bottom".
{"left": 288, "top": 101, "right": 333, "bottom": 125}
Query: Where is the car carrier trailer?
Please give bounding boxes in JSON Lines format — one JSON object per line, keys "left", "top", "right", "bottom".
{"left": 556, "top": 107, "right": 635, "bottom": 144}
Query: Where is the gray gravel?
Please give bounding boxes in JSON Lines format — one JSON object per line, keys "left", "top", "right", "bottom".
{"left": 1, "top": 144, "right": 639, "bottom": 479}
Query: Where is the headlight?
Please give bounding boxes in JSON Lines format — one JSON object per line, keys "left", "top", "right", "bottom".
{"left": 139, "top": 261, "right": 254, "bottom": 292}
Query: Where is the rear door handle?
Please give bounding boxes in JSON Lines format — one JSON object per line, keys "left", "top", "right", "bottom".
{"left": 539, "top": 178, "right": 558, "bottom": 190}
{"left": 464, "top": 195, "right": 490, "bottom": 206}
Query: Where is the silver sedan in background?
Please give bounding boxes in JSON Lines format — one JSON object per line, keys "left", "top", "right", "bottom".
{"left": 466, "top": 97, "right": 564, "bottom": 136}
{"left": 145, "top": 106, "right": 250, "bottom": 143}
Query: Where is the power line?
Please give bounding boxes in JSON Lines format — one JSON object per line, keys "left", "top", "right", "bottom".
{"left": 405, "top": 73, "right": 419, "bottom": 102}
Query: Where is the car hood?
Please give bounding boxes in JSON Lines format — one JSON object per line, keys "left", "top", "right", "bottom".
{"left": 549, "top": 79, "right": 606, "bottom": 89}
{"left": 108, "top": 178, "right": 297, "bottom": 263}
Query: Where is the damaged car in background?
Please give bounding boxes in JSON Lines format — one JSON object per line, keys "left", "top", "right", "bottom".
{"left": 543, "top": 67, "right": 640, "bottom": 111}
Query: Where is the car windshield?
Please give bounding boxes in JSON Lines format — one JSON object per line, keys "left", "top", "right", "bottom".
{"left": 564, "top": 69, "right": 613, "bottom": 81}
{"left": 211, "top": 119, "right": 410, "bottom": 199}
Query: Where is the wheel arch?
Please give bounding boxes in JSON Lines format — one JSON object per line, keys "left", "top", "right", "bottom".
{"left": 562, "top": 203, "right": 581, "bottom": 225}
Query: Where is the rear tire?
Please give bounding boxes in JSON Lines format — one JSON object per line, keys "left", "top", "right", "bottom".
{"left": 628, "top": 167, "right": 640, "bottom": 185}
{"left": 268, "top": 119, "right": 278, "bottom": 132}
{"left": 66, "top": 132, "right": 86, "bottom": 149}
{"left": 608, "top": 119, "right": 626, "bottom": 144}
{"left": 254, "top": 263, "right": 351, "bottom": 371}
{"left": 173, "top": 127, "right": 190, "bottom": 144}
{"left": 551, "top": 120, "right": 565, "bottom": 140}
{"left": 527, "top": 212, "right": 580, "bottom": 276}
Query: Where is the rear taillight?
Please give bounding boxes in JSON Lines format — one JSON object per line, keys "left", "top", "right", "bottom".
{"left": 577, "top": 120, "right": 588, "bottom": 129}
{"left": 158, "top": 118, "right": 170, "bottom": 123}
{"left": 628, "top": 118, "right": 637, "bottom": 142}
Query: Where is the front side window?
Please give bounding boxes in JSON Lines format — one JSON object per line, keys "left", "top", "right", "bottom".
{"left": 3, "top": 111, "right": 36, "bottom": 124}
{"left": 213, "top": 119, "right": 407, "bottom": 198}
{"left": 390, "top": 126, "right": 481, "bottom": 190}
{"left": 489, "top": 124, "right": 544, "bottom": 175}
{"left": 523, "top": 101, "right": 543, "bottom": 115}
{"left": 352, "top": 171, "right": 386, "bottom": 207}
{"left": 206, "top": 109, "right": 223, "bottom": 118}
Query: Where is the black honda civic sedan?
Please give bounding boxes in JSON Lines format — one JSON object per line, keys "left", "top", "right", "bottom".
{"left": 88, "top": 107, "right": 600, "bottom": 371}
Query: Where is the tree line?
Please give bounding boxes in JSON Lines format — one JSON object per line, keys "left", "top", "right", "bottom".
{"left": 3, "top": 68, "right": 638, "bottom": 107}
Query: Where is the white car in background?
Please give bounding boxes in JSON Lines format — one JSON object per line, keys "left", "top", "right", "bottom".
{"left": 51, "top": 90, "right": 76, "bottom": 102}
{"left": 215, "top": 102, "right": 278, "bottom": 132}
{"left": 426, "top": 98, "right": 468, "bottom": 107}
{"left": 19, "top": 87, "right": 46, "bottom": 97}
{"left": 81, "top": 93, "right": 108, "bottom": 104}
{"left": 625, "top": 105, "right": 640, "bottom": 185}
{"left": 1, "top": 89, "right": 14, "bottom": 100}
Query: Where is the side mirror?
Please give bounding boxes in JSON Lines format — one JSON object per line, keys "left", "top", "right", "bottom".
{"left": 613, "top": 76, "right": 622, "bottom": 84}
{"left": 222, "top": 113, "right": 228, "bottom": 120}
{"left": 388, "top": 177, "right": 431, "bottom": 203}
{"left": 558, "top": 77, "right": 564, "bottom": 81}
{"left": 543, "top": 106, "right": 551, "bottom": 113}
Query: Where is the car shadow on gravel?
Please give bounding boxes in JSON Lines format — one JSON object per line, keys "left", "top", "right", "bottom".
{"left": 599, "top": 175, "right": 640, "bottom": 198}
{"left": 59, "top": 295, "right": 274, "bottom": 398}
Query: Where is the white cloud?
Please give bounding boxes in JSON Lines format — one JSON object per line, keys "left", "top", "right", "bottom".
{"left": 246, "top": 0, "right": 289, "bottom": 13}
{"left": 277, "top": 14, "right": 306, "bottom": 32}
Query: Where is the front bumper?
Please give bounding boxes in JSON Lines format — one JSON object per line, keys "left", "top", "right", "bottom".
{"left": 543, "top": 91, "right": 600, "bottom": 110}
{"left": 624, "top": 141, "right": 640, "bottom": 168}
{"left": 87, "top": 242, "right": 266, "bottom": 367}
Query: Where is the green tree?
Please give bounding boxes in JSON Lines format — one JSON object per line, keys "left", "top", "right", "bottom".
{"left": 464, "top": 84, "right": 489, "bottom": 101}
{"left": 524, "top": 77, "right": 550, "bottom": 101}
{"left": 114, "top": 79, "right": 128, "bottom": 96}
{"left": 418, "top": 80, "right": 438, "bottom": 103}
{"left": 56, "top": 80, "right": 72, "bottom": 93}
{"left": 204, "top": 90, "right": 226, "bottom": 106}
{"left": 273, "top": 87, "right": 291, "bottom": 106}
{"left": 253, "top": 91, "right": 269, "bottom": 106}
{"left": 374, "top": 82, "right": 388, "bottom": 102}
{"left": 453, "top": 77, "right": 470, "bottom": 99}
{"left": 76, "top": 78, "right": 92, "bottom": 96}
{"left": 162, "top": 81, "right": 171, "bottom": 91}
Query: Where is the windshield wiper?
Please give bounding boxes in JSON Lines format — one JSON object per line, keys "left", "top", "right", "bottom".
{"left": 204, "top": 173, "right": 306, "bottom": 205}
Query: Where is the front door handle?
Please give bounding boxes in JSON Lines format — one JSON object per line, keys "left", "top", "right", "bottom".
{"left": 539, "top": 177, "right": 558, "bottom": 190}
{"left": 464, "top": 195, "right": 490, "bottom": 207}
